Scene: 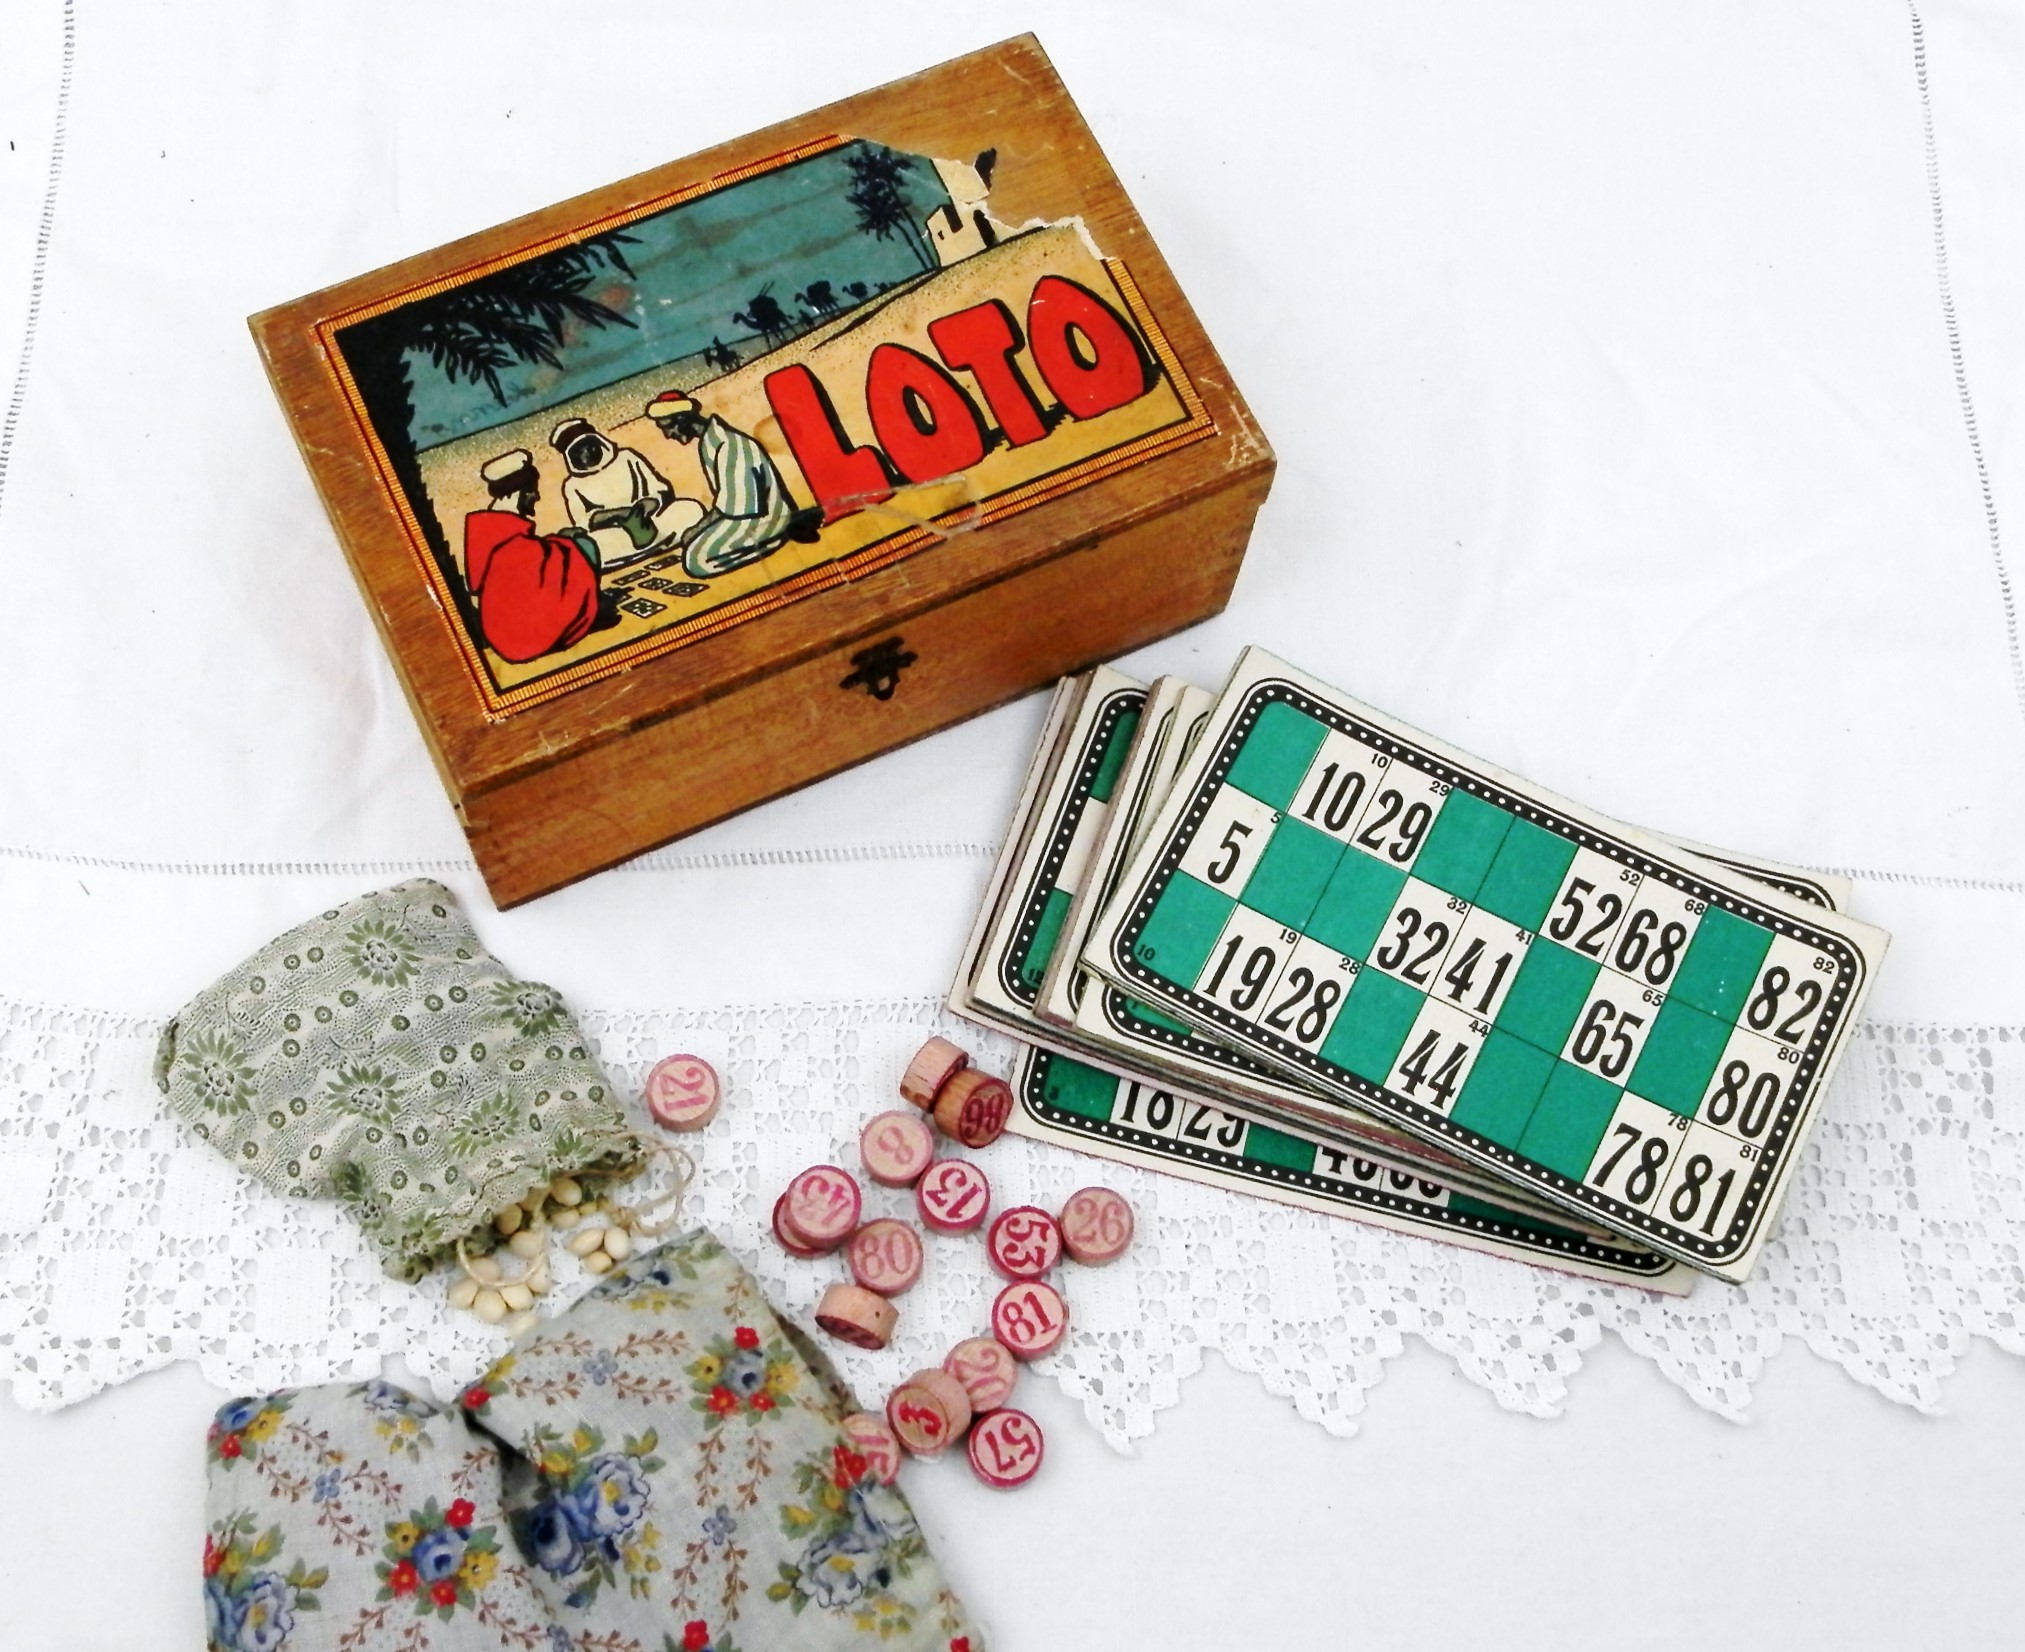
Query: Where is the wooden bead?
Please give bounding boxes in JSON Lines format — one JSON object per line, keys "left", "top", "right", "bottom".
{"left": 447, "top": 1277, "right": 480, "bottom": 1310}
{"left": 884, "top": 1368, "right": 971, "bottom": 1456}
{"left": 967, "top": 1408, "right": 1045, "bottom": 1489}
{"left": 943, "top": 1337, "right": 1018, "bottom": 1413}
{"left": 931, "top": 1068, "right": 1014, "bottom": 1148}
{"left": 915, "top": 1158, "right": 992, "bottom": 1235}
{"left": 499, "top": 1282, "right": 534, "bottom": 1312}
{"left": 472, "top": 1288, "right": 508, "bottom": 1324}
{"left": 644, "top": 1052, "right": 722, "bottom": 1131}
{"left": 466, "top": 1254, "right": 503, "bottom": 1284}
{"left": 815, "top": 1282, "right": 897, "bottom": 1350}
{"left": 602, "top": 1226, "right": 633, "bottom": 1261}
{"left": 567, "top": 1226, "right": 608, "bottom": 1257}
{"left": 781, "top": 1164, "right": 862, "bottom": 1251}
{"left": 840, "top": 1412, "right": 904, "bottom": 1485}
{"left": 582, "top": 1250, "right": 615, "bottom": 1275}
{"left": 507, "top": 1229, "right": 545, "bottom": 1260}
{"left": 1060, "top": 1186, "right": 1135, "bottom": 1265}
{"left": 848, "top": 1218, "right": 925, "bottom": 1296}
{"left": 550, "top": 1206, "right": 581, "bottom": 1229}
{"left": 506, "top": 1311, "right": 539, "bottom": 1339}
{"left": 899, "top": 1036, "right": 969, "bottom": 1108}
{"left": 860, "top": 1109, "right": 937, "bottom": 1187}
{"left": 772, "top": 1194, "right": 829, "bottom": 1259}
{"left": 525, "top": 1262, "right": 552, "bottom": 1296}
{"left": 494, "top": 1204, "right": 524, "bottom": 1236}
{"left": 550, "top": 1175, "right": 584, "bottom": 1207}
{"left": 986, "top": 1206, "right": 1063, "bottom": 1280}
{"left": 991, "top": 1279, "right": 1068, "bottom": 1360}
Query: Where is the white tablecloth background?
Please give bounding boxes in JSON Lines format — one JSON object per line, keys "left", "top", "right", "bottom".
{"left": 4, "top": 1, "right": 2024, "bottom": 1644}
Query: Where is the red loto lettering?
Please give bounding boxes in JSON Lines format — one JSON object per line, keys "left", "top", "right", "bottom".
{"left": 926, "top": 299, "right": 1051, "bottom": 446}
{"left": 763, "top": 364, "right": 895, "bottom": 523}
{"left": 1025, "top": 275, "right": 1155, "bottom": 419}
{"left": 864, "top": 344, "right": 988, "bottom": 483}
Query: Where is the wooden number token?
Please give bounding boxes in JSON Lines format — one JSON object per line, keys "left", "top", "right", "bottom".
{"left": 986, "top": 1206, "right": 1063, "bottom": 1280}
{"left": 839, "top": 1412, "right": 904, "bottom": 1486}
{"left": 848, "top": 1218, "right": 926, "bottom": 1296}
{"left": 968, "top": 1408, "right": 1045, "bottom": 1490}
{"left": 991, "top": 1279, "right": 1068, "bottom": 1360}
{"left": 931, "top": 1068, "right": 1014, "bottom": 1148}
{"left": 886, "top": 1368, "right": 973, "bottom": 1456}
{"left": 943, "top": 1336, "right": 1018, "bottom": 1413}
{"left": 815, "top": 1282, "right": 897, "bottom": 1350}
{"left": 642, "top": 1053, "right": 721, "bottom": 1131}
{"left": 915, "top": 1159, "right": 992, "bottom": 1235}
{"left": 781, "top": 1164, "right": 862, "bottom": 1252}
{"left": 899, "top": 1036, "right": 970, "bottom": 1109}
{"left": 1059, "top": 1186, "right": 1135, "bottom": 1265}
{"left": 772, "top": 1194, "right": 828, "bottom": 1259}
{"left": 860, "top": 1109, "right": 937, "bottom": 1187}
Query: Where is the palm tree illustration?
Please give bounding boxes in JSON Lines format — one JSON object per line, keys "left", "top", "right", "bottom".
{"left": 335, "top": 233, "right": 638, "bottom": 630}
{"left": 845, "top": 144, "right": 935, "bottom": 271}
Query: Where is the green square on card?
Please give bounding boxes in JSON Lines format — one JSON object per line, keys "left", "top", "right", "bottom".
{"left": 1410, "top": 791, "right": 1513, "bottom": 902}
{"left": 1516, "top": 1062, "right": 1623, "bottom": 1182}
{"left": 1018, "top": 887, "right": 1073, "bottom": 990}
{"left": 1036, "top": 1053, "right": 1119, "bottom": 1121}
{"left": 1245, "top": 1122, "right": 1313, "bottom": 1172}
{"left": 1318, "top": 967, "right": 1423, "bottom": 1084}
{"left": 1628, "top": 999, "right": 1730, "bottom": 1117}
{"left": 1496, "top": 940, "right": 1598, "bottom": 1055}
{"left": 1224, "top": 701, "right": 1328, "bottom": 811}
{"left": 1474, "top": 818, "right": 1577, "bottom": 932}
{"left": 1237, "top": 817, "right": 1344, "bottom": 930}
{"left": 1305, "top": 850, "right": 1407, "bottom": 961}
{"left": 1449, "top": 1029, "right": 1557, "bottom": 1149}
{"left": 1088, "top": 706, "right": 1142, "bottom": 803}
{"left": 1670, "top": 906, "right": 1774, "bottom": 1021}
{"left": 1130, "top": 873, "right": 1234, "bottom": 988}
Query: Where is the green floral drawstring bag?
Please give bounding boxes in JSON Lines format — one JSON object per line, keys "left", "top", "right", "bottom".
{"left": 154, "top": 879, "right": 645, "bottom": 1281}
{"left": 201, "top": 1231, "right": 984, "bottom": 1652}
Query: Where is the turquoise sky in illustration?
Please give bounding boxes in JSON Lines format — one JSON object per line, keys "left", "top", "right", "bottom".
{"left": 406, "top": 141, "right": 954, "bottom": 450}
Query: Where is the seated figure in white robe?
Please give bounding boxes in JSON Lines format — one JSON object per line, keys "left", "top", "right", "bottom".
{"left": 549, "top": 417, "right": 705, "bottom": 567}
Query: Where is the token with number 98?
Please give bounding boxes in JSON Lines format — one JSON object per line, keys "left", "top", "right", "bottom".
{"left": 932, "top": 1069, "right": 1013, "bottom": 1149}
{"left": 967, "top": 1408, "right": 1045, "bottom": 1490}
{"left": 1059, "top": 1186, "right": 1134, "bottom": 1265}
{"left": 986, "top": 1206, "right": 1062, "bottom": 1280}
{"left": 991, "top": 1278, "right": 1068, "bottom": 1359}
{"left": 915, "top": 1159, "right": 992, "bottom": 1235}
{"left": 860, "top": 1109, "right": 936, "bottom": 1187}
{"left": 781, "top": 1164, "right": 861, "bottom": 1251}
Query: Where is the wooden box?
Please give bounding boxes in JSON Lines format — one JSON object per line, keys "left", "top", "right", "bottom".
{"left": 251, "top": 34, "right": 1274, "bottom": 907}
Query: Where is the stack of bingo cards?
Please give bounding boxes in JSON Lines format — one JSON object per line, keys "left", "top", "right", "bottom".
{"left": 951, "top": 651, "right": 1888, "bottom": 1287}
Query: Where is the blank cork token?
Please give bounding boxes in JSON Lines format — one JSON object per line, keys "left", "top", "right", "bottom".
{"left": 968, "top": 1408, "right": 1045, "bottom": 1489}
{"left": 986, "top": 1205, "right": 1063, "bottom": 1281}
{"left": 991, "top": 1278, "right": 1068, "bottom": 1360}
{"left": 860, "top": 1109, "right": 937, "bottom": 1187}
{"left": 899, "top": 1036, "right": 970, "bottom": 1108}
{"left": 943, "top": 1336, "right": 1019, "bottom": 1413}
{"left": 642, "top": 1053, "right": 721, "bottom": 1131}
{"left": 840, "top": 1411, "right": 904, "bottom": 1485}
{"left": 915, "top": 1158, "right": 993, "bottom": 1235}
{"left": 1059, "top": 1186, "right": 1135, "bottom": 1265}
{"left": 931, "top": 1068, "right": 1014, "bottom": 1148}
{"left": 772, "top": 1194, "right": 828, "bottom": 1259}
{"left": 781, "top": 1164, "right": 862, "bottom": 1251}
{"left": 815, "top": 1282, "right": 897, "bottom": 1350}
{"left": 848, "top": 1218, "right": 926, "bottom": 1296}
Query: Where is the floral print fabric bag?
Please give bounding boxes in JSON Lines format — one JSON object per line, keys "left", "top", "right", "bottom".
{"left": 203, "top": 1230, "right": 984, "bottom": 1652}
{"left": 155, "top": 879, "right": 646, "bottom": 1281}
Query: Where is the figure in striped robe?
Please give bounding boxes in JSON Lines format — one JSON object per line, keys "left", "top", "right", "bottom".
{"left": 645, "top": 391, "right": 811, "bottom": 579}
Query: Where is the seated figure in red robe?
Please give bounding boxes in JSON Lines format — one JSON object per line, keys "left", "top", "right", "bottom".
{"left": 462, "top": 448, "right": 604, "bottom": 663}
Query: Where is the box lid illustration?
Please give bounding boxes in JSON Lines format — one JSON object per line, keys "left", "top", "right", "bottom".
{"left": 252, "top": 35, "right": 1273, "bottom": 904}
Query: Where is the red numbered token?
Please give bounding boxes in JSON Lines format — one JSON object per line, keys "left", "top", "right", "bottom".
{"left": 991, "top": 1279, "right": 1068, "bottom": 1360}
{"left": 839, "top": 1412, "right": 903, "bottom": 1485}
{"left": 848, "top": 1218, "right": 925, "bottom": 1296}
{"left": 885, "top": 1369, "right": 972, "bottom": 1456}
{"left": 1059, "top": 1186, "right": 1134, "bottom": 1265}
{"left": 860, "top": 1109, "right": 936, "bottom": 1187}
{"left": 987, "top": 1206, "right": 1063, "bottom": 1280}
{"left": 781, "top": 1164, "right": 861, "bottom": 1251}
{"left": 815, "top": 1282, "right": 897, "bottom": 1350}
{"left": 932, "top": 1068, "right": 1013, "bottom": 1149}
{"left": 915, "top": 1159, "right": 992, "bottom": 1235}
{"left": 899, "top": 1036, "right": 969, "bottom": 1108}
{"left": 643, "top": 1053, "right": 721, "bottom": 1131}
{"left": 967, "top": 1407, "right": 1045, "bottom": 1489}
{"left": 943, "top": 1336, "right": 1018, "bottom": 1413}
{"left": 772, "top": 1194, "right": 828, "bottom": 1259}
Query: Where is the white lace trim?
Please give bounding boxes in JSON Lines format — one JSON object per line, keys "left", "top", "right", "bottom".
{"left": 1, "top": 992, "right": 2019, "bottom": 1445}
